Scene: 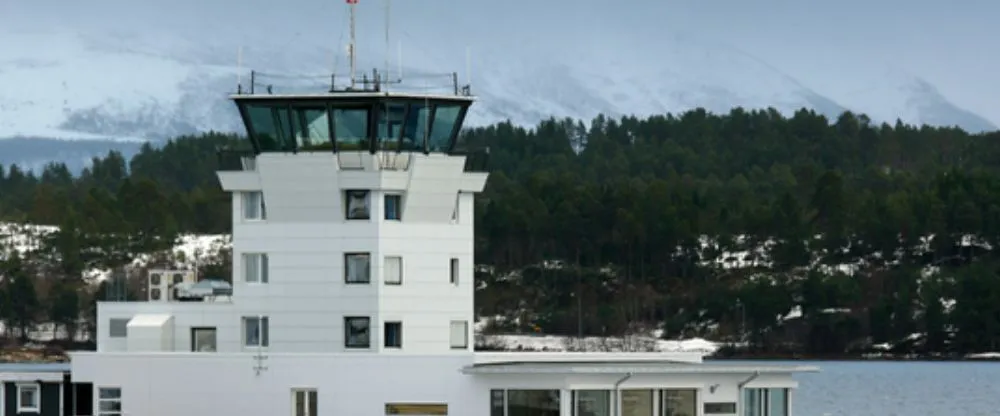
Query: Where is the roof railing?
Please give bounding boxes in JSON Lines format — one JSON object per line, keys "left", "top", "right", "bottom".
{"left": 236, "top": 68, "right": 473, "bottom": 97}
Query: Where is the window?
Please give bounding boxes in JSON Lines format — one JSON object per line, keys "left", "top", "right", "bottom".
{"left": 428, "top": 104, "right": 463, "bottom": 152}
{"left": 243, "top": 316, "right": 270, "bottom": 348}
{"left": 621, "top": 390, "right": 653, "bottom": 416}
{"left": 244, "top": 104, "right": 290, "bottom": 152}
{"left": 292, "top": 388, "right": 318, "bottom": 416}
{"left": 109, "top": 318, "right": 129, "bottom": 338}
{"left": 345, "top": 253, "right": 371, "bottom": 284}
{"left": 705, "top": 403, "right": 737, "bottom": 414}
{"left": 400, "top": 102, "right": 431, "bottom": 152}
{"left": 345, "top": 316, "right": 371, "bottom": 349}
{"left": 376, "top": 103, "right": 407, "bottom": 151}
{"left": 572, "top": 390, "right": 611, "bottom": 416}
{"left": 242, "top": 191, "right": 266, "bottom": 220}
{"left": 384, "top": 321, "right": 402, "bottom": 348}
{"left": 450, "top": 258, "right": 459, "bottom": 285}
{"left": 243, "top": 253, "right": 269, "bottom": 283}
{"left": 492, "top": 390, "right": 560, "bottom": 416}
{"left": 384, "top": 256, "right": 402, "bottom": 285}
{"left": 743, "top": 388, "right": 788, "bottom": 416}
{"left": 661, "top": 389, "right": 697, "bottom": 416}
{"left": 451, "top": 193, "right": 460, "bottom": 222}
{"left": 291, "top": 107, "right": 332, "bottom": 150}
{"left": 97, "top": 387, "right": 122, "bottom": 416}
{"left": 449, "top": 320, "right": 468, "bottom": 349}
{"left": 385, "top": 404, "right": 447, "bottom": 415}
{"left": 333, "top": 107, "right": 370, "bottom": 151}
{"left": 384, "top": 194, "right": 402, "bottom": 220}
{"left": 17, "top": 383, "right": 40, "bottom": 413}
{"left": 191, "top": 327, "right": 217, "bottom": 352}
{"left": 345, "top": 190, "right": 371, "bottom": 220}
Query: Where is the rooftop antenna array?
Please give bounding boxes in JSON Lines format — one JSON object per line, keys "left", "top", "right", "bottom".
{"left": 348, "top": 0, "right": 358, "bottom": 89}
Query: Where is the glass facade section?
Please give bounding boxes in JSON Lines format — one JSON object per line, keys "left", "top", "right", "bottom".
{"left": 507, "top": 390, "right": 560, "bottom": 416}
{"left": 245, "top": 104, "right": 290, "bottom": 152}
{"left": 573, "top": 390, "right": 610, "bottom": 416}
{"left": 428, "top": 104, "right": 462, "bottom": 152}
{"left": 401, "top": 102, "right": 431, "bottom": 152}
{"left": 376, "top": 103, "right": 407, "bottom": 150}
{"left": 334, "top": 108, "right": 369, "bottom": 151}
{"left": 621, "top": 390, "right": 653, "bottom": 416}
{"left": 291, "top": 107, "right": 332, "bottom": 150}
{"left": 661, "top": 389, "right": 697, "bottom": 416}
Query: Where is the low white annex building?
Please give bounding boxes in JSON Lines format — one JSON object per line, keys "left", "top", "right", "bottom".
{"left": 67, "top": 54, "right": 817, "bottom": 416}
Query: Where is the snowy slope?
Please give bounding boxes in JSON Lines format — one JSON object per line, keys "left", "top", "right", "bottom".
{"left": 0, "top": 1, "right": 994, "bottom": 147}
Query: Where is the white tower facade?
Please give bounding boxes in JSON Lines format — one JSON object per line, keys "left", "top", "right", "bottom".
{"left": 220, "top": 147, "right": 486, "bottom": 354}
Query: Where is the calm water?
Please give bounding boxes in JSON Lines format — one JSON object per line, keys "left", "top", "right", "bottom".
{"left": 775, "top": 361, "right": 1000, "bottom": 416}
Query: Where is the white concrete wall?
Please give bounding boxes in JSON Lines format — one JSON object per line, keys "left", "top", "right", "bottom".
{"left": 70, "top": 353, "right": 483, "bottom": 416}
{"left": 69, "top": 352, "right": 799, "bottom": 416}
{"left": 94, "top": 152, "right": 486, "bottom": 355}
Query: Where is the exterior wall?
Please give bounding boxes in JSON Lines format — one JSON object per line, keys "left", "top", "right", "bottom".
{"left": 69, "top": 352, "right": 801, "bottom": 416}
{"left": 1, "top": 381, "right": 62, "bottom": 416}
{"left": 97, "top": 152, "right": 486, "bottom": 355}
{"left": 70, "top": 353, "right": 483, "bottom": 416}
{"left": 98, "top": 302, "right": 238, "bottom": 352}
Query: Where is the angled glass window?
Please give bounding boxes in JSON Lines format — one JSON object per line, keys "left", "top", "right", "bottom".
{"left": 401, "top": 102, "right": 431, "bottom": 152}
{"left": 244, "top": 104, "right": 292, "bottom": 152}
{"left": 376, "top": 102, "right": 407, "bottom": 151}
{"left": 428, "top": 104, "right": 462, "bottom": 152}
{"left": 345, "top": 316, "right": 371, "bottom": 348}
{"left": 333, "top": 108, "right": 370, "bottom": 151}
{"left": 291, "top": 106, "right": 333, "bottom": 151}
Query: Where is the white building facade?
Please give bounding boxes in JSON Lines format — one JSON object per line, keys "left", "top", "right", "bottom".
{"left": 69, "top": 89, "right": 816, "bottom": 416}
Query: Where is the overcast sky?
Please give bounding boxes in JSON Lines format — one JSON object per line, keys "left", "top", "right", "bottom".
{"left": 2, "top": 0, "right": 997, "bottom": 123}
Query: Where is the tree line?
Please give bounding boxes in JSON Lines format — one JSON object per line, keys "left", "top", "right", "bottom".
{"left": 3, "top": 109, "right": 1000, "bottom": 356}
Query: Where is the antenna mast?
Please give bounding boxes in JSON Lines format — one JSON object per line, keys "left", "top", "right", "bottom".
{"left": 348, "top": 0, "right": 358, "bottom": 89}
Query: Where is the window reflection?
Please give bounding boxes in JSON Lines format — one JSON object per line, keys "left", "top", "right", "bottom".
{"left": 507, "top": 390, "right": 560, "bottom": 416}
{"left": 661, "top": 389, "right": 697, "bottom": 416}
{"left": 376, "top": 103, "right": 406, "bottom": 151}
{"left": 245, "top": 104, "right": 290, "bottom": 152}
{"left": 401, "top": 102, "right": 431, "bottom": 152}
{"left": 428, "top": 104, "right": 461, "bottom": 152}
{"left": 621, "top": 390, "right": 653, "bottom": 416}
{"left": 292, "top": 107, "right": 332, "bottom": 151}
{"left": 334, "top": 108, "right": 369, "bottom": 151}
{"left": 573, "top": 390, "right": 610, "bottom": 416}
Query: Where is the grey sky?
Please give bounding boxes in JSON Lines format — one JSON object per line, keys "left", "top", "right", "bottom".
{"left": 2, "top": 0, "right": 997, "bottom": 124}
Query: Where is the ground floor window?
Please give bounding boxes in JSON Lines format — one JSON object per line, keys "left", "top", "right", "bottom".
{"left": 98, "top": 387, "right": 122, "bottom": 416}
{"left": 621, "top": 390, "right": 653, "bottom": 416}
{"left": 292, "top": 388, "right": 318, "bottom": 416}
{"left": 743, "top": 388, "right": 788, "bottom": 416}
{"left": 490, "top": 389, "right": 560, "bottom": 416}
{"left": 661, "top": 389, "right": 697, "bottom": 416}
{"left": 17, "top": 383, "right": 40, "bottom": 413}
{"left": 573, "top": 390, "right": 611, "bottom": 416}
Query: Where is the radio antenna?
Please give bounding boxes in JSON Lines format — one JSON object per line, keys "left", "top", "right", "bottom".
{"left": 384, "top": 0, "right": 391, "bottom": 90}
{"left": 237, "top": 46, "right": 243, "bottom": 93}
{"left": 348, "top": 0, "right": 358, "bottom": 89}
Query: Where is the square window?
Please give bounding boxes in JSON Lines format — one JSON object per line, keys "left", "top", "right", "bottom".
{"left": 384, "top": 321, "right": 402, "bottom": 348}
{"left": 384, "top": 194, "right": 402, "bottom": 220}
{"left": 243, "top": 253, "right": 269, "bottom": 283}
{"left": 345, "top": 190, "right": 371, "bottom": 220}
{"left": 109, "top": 318, "right": 129, "bottom": 338}
{"left": 243, "top": 316, "right": 270, "bottom": 348}
{"left": 292, "top": 388, "right": 318, "bottom": 416}
{"left": 345, "top": 316, "right": 371, "bottom": 349}
{"left": 449, "top": 320, "right": 468, "bottom": 349}
{"left": 98, "top": 387, "right": 122, "bottom": 416}
{"left": 191, "top": 327, "right": 217, "bottom": 352}
{"left": 345, "top": 253, "right": 371, "bottom": 284}
{"left": 17, "top": 384, "right": 40, "bottom": 413}
{"left": 242, "top": 191, "right": 266, "bottom": 220}
{"left": 450, "top": 258, "right": 459, "bottom": 285}
{"left": 384, "top": 256, "right": 402, "bottom": 285}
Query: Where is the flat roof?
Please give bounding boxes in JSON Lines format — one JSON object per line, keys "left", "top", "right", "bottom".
{"left": 229, "top": 92, "right": 477, "bottom": 102}
{"left": 462, "top": 361, "right": 820, "bottom": 375}
{"left": 127, "top": 313, "right": 173, "bottom": 327}
{"left": 0, "top": 362, "right": 71, "bottom": 373}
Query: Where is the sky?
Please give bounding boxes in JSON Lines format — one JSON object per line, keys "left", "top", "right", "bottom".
{"left": 1, "top": 0, "right": 998, "bottom": 124}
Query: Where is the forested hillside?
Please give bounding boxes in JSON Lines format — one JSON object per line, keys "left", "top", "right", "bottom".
{"left": 3, "top": 108, "right": 1000, "bottom": 356}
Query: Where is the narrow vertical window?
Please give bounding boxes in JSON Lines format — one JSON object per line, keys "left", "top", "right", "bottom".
{"left": 449, "top": 320, "right": 468, "bottom": 349}
{"left": 242, "top": 191, "right": 266, "bottom": 220}
{"left": 384, "top": 256, "right": 402, "bottom": 285}
{"left": 384, "top": 194, "right": 402, "bottom": 220}
{"left": 450, "top": 258, "right": 459, "bottom": 285}
{"left": 384, "top": 321, "right": 402, "bottom": 348}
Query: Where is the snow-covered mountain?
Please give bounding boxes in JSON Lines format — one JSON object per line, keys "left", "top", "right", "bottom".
{"left": 0, "top": 0, "right": 995, "bottom": 170}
